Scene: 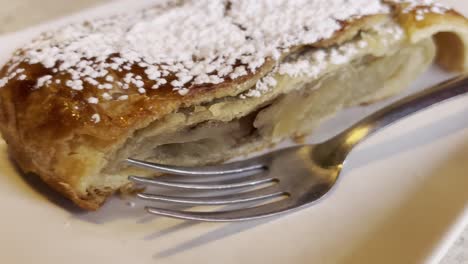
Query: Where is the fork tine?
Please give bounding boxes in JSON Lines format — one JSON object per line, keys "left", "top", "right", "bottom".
{"left": 145, "top": 199, "right": 295, "bottom": 222}
{"left": 126, "top": 158, "right": 267, "bottom": 176}
{"left": 129, "top": 175, "right": 276, "bottom": 190}
{"left": 137, "top": 186, "right": 286, "bottom": 205}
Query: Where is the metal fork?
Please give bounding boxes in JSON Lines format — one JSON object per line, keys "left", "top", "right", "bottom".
{"left": 128, "top": 75, "right": 468, "bottom": 222}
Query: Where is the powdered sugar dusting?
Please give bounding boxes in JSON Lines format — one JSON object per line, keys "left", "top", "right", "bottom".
{"left": 390, "top": 0, "right": 449, "bottom": 16}
{"left": 241, "top": 22, "right": 405, "bottom": 98}
{"left": 241, "top": 72, "right": 277, "bottom": 99}
{"left": 87, "top": 97, "right": 99, "bottom": 104}
{"left": 91, "top": 113, "right": 101, "bottom": 123}
{"left": 36, "top": 75, "right": 53, "bottom": 89}
{"left": 0, "top": 78, "right": 7, "bottom": 88}
{"left": 0, "top": 0, "right": 450, "bottom": 109}
{"left": 0, "top": 0, "right": 391, "bottom": 98}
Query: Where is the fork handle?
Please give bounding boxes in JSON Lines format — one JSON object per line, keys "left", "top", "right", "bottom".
{"left": 320, "top": 74, "right": 468, "bottom": 165}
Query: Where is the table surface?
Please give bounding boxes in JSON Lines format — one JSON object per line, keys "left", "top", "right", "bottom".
{"left": 0, "top": 0, "right": 466, "bottom": 263}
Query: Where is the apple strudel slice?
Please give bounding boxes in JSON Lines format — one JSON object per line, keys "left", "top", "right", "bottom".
{"left": 0, "top": 0, "right": 467, "bottom": 209}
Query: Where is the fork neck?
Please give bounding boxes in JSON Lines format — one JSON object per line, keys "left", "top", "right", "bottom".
{"left": 317, "top": 74, "right": 468, "bottom": 166}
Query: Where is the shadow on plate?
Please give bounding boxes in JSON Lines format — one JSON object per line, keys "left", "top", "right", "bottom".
{"left": 7, "top": 160, "right": 83, "bottom": 213}
{"left": 152, "top": 216, "right": 279, "bottom": 259}
{"left": 2, "top": 155, "right": 151, "bottom": 223}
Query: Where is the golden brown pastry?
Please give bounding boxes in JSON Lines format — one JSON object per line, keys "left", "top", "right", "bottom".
{"left": 0, "top": 0, "right": 467, "bottom": 210}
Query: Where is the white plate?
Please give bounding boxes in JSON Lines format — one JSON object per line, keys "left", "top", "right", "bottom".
{"left": 1, "top": 1, "right": 468, "bottom": 263}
